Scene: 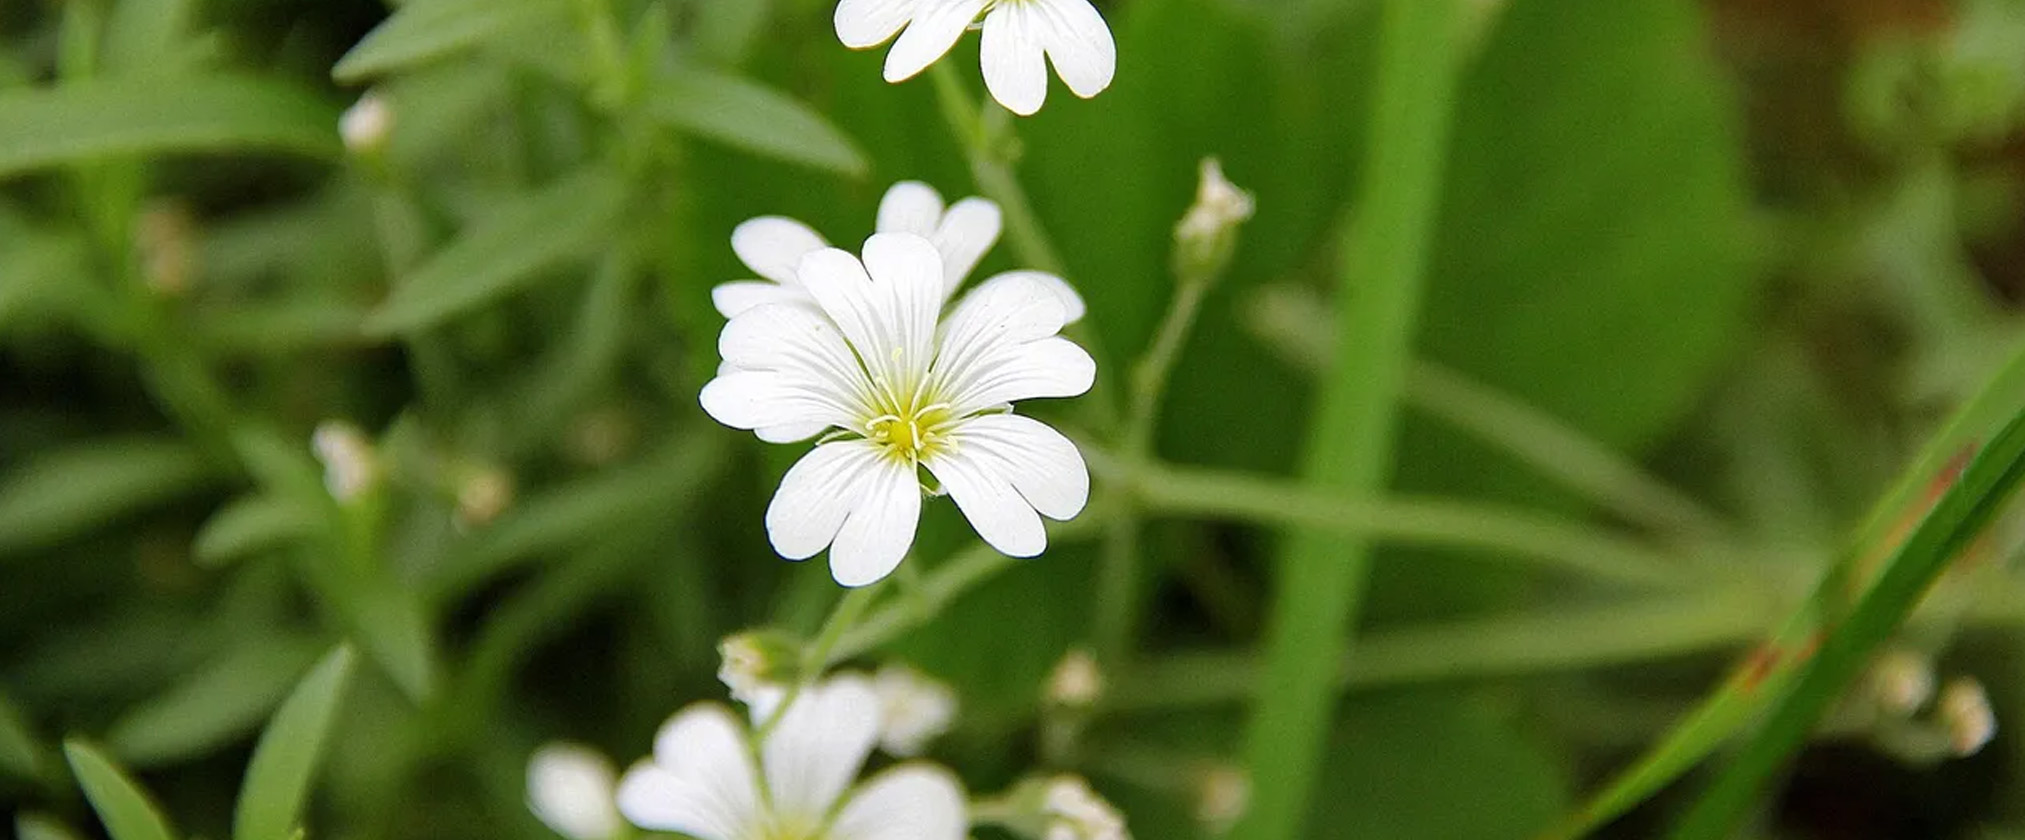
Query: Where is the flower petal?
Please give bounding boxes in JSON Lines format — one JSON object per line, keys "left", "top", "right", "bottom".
{"left": 980, "top": 3, "right": 1049, "bottom": 115}
{"left": 756, "top": 422, "right": 830, "bottom": 444}
{"left": 712, "top": 280, "right": 811, "bottom": 318}
{"left": 978, "top": 268, "right": 1084, "bottom": 323}
{"left": 701, "top": 303, "right": 876, "bottom": 432}
{"left": 528, "top": 744, "right": 621, "bottom": 840}
{"left": 836, "top": 0, "right": 919, "bottom": 48}
{"left": 731, "top": 217, "right": 828, "bottom": 285}
{"left": 828, "top": 764, "right": 969, "bottom": 840}
{"left": 924, "top": 414, "right": 1087, "bottom": 556}
{"left": 933, "top": 197, "right": 1002, "bottom": 293}
{"left": 765, "top": 440, "right": 923, "bottom": 587}
{"left": 763, "top": 675, "right": 882, "bottom": 823}
{"left": 883, "top": 0, "right": 990, "bottom": 83}
{"left": 876, "top": 181, "right": 946, "bottom": 238}
{"left": 615, "top": 705, "right": 760, "bottom": 840}
{"left": 1036, "top": 0, "right": 1116, "bottom": 99}
{"left": 799, "top": 235, "right": 944, "bottom": 398}
{"left": 930, "top": 272, "right": 1094, "bottom": 413}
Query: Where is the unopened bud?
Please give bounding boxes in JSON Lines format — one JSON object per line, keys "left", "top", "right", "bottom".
{"left": 340, "top": 92, "right": 393, "bottom": 156}
{"left": 1192, "top": 764, "right": 1249, "bottom": 836}
{"left": 1867, "top": 647, "right": 1936, "bottom": 716}
{"left": 312, "top": 421, "right": 379, "bottom": 502}
{"left": 527, "top": 743, "right": 622, "bottom": 840}
{"left": 1042, "top": 775, "right": 1131, "bottom": 840}
{"left": 456, "top": 466, "right": 515, "bottom": 528}
{"left": 716, "top": 631, "right": 801, "bottom": 718}
{"left": 1045, "top": 648, "right": 1104, "bottom": 709}
{"left": 1939, "top": 678, "right": 1997, "bottom": 757}
{"left": 1173, "top": 157, "right": 1254, "bottom": 281}
{"left": 135, "top": 201, "right": 196, "bottom": 296}
{"left": 871, "top": 663, "right": 957, "bottom": 757}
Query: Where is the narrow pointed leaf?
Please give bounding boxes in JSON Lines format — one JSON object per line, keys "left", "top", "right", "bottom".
{"left": 0, "top": 693, "right": 44, "bottom": 781}
{"left": 0, "top": 76, "right": 339, "bottom": 179}
{"left": 363, "top": 169, "right": 628, "bottom": 335}
{"left": 18, "top": 813, "right": 87, "bottom": 840}
{"left": 646, "top": 68, "right": 868, "bottom": 176}
{"left": 63, "top": 740, "right": 177, "bottom": 840}
{"left": 193, "top": 495, "right": 318, "bottom": 568}
{"left": 105, "top": 637, "right": 322, "bottom": 767}
{"left": 333, "top": 0, "right": 569, "bottom": 82}
{"left": 0, "top": 438, "right": 214, "bottom": 558}
{"left": 233, "top": 646, "right": 356, "bottom": 840}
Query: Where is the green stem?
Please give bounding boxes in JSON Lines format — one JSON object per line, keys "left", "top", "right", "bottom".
{"left": 1110, "top": 586, "right": 1780, "bottom": 712}
{"left": 928, "top": 64, "right": 1064, "bottom": 275}
{"left": 1096, "top": 276, "right": 1216, "bottom": 662}
{"left": 1233, "top": 3, "right": 1467, "bottom": 838}
{"left": 1114, "top": 457, "right": 1696, "bottom": 588}
{"left": 758, "top": 584, "right": 879, "bottom": 739}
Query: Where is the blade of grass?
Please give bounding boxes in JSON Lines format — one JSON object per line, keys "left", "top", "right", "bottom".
{"left": 1666, "top": 408, "right": 2025, "bottom": 839}
{"left": 1232, "top": 3, "right": 1468, "bottom": 839}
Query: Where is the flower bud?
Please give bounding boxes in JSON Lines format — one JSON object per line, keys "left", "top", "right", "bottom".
{"left": 312, "top": 421, "right": 379, "bottom": 502}
{"left": 455, "top": 466, "right": 515, "bottom": 528}
{"left": 716, "top": 631, "right": 802, "bottom": 717}
{"left": 1041, "top": 775, "right": 1131, "bottom": 840}
{"left": 135, "top": 201, "right": 196, "bottom": 297}
{"left": 1867, "top": 647, "right": 1936, "bottom": 716}
{"left": 871, "top": 663, "right": 957, "bottom": 756}
{"left": 1173, "top": 157, "right": 1254, "bottom": 282}
{"left": 1192, "top": 764, "right": 1249, "bottom": 836}
{"left": 1044, "top": 648, "right": 1104, "bottom": 710}
{"left": 340, "top": 92, "right": 393, "bottom": 156}
{"left": 527, "top": 743, "right": 622, "bottom": 840}
{"left": 1939, "top": 677, "right": 1997, "bottom": 757}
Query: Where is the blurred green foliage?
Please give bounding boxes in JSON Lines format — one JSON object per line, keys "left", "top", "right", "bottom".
{"left": 7, "top": 0, "right": 2025, "bottom": 839}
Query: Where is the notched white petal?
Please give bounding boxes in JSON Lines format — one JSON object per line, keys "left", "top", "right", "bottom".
{"left": 980, "top": 3, "right": 1050, "bottom": 116}
{"left": 883, "top": 0, "right": 990, "bottom": 83}
{"left": 876, "top": 181, "right": 947, "bottom": 238}
{"left": 933, "top": 197, "right": 1003, "bottom": 293}
{"left": 617, "top": 705, "right": 761, "bottom": 840}
{"left": 1037, "top": 0, "right": 1117, "bottom": 99}
{"left": 712, "top": 280, "right": 812, "bottom": 318}
{"left": 731, "top": 217, "right": 828, "bottom": 285}
{"left": 528, "top": 744, "right": 621, "bottom": 840}
{"left": 763, "top": 675, "right": 883, "bottom": 821}
{"left": 836, "top": 0, "right": 920, "bottom": 48}
{"left": 926, "top": 414, "right": 1088, "bottom": 557}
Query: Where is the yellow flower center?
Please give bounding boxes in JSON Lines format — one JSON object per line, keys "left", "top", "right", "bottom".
{"left": 865, "top": 404, "right": 955, "bottom": 463}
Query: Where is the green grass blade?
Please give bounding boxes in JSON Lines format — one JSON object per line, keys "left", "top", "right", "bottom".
{"left": 363, "top": 169, "right": 628, "bottom": 336}
{"left": 63, "top": 740, "right": 177, "bottom": 840}
{"left": 105, "top": 636, "right": 323, "bottom": 767}
{"left": 0, "top": 437, "right": 214, "bottom": 558}
{"left": 18, "top": 813, "right": 87, "bottom": 840}
{"left": 0, "top": 76, "right": 338, "bottom": 179}
{"left": 645, "top": 66, "right": 868, "bottom": 177}
{"left": 0, "top": 692, "right": 45, "bottom": 782}
{"left": 1666, "top": 408, "right": 2025, "bottom": 839}
{"left": 193, "top": 494, "right": 319, "bottom": 568}
{"left": 332, "top": 0, "right": 567, "bottom": 82}
{"left": 233, "top": 645, "right": 356, "bottom": 840}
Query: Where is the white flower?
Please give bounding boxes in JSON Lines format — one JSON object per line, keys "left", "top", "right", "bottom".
{"left": 311, "top": 421, "right": 379, "bottom": 502}
{"left": 339, "top": 92, "right": 392, "bottom": 154}
{"left": 871, "top": 664, "right": 958, "bottom": 756}
{"left": 834, "top": 0, "right": 1117, "bottom": 116}
{"left": 1938, "top": 677, "right": 1997, "bottom": 756}
{"left": 700, "top": 231, "right": 1094, "bottom": 586}
{"left": 617, "top": 677, "right": 968, "bottom": 840}
{"left": 714, "top": 181, "right": 1084, "bottom": 325}
{"left": 527, "top": 743, "right": 623, "bottom": 840}
{"left": 1040, "top": 776, "right": 1130, "bottom": 840}
{"left": 1043, "top": 648, "right": 1103, "bottom": 708}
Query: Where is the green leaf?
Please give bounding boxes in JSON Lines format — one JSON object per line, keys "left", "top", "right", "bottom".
{"left": 333, "top": 0, "right": 570, "bottom": 82}
{"left": 0, "top": 76, "right": 340, "bottom": 179}
{"left": 101, "top": 0, "right": 196, "bottom": 73}
{"left": 344, "top": 579, "right": 437, "bottom": 702}
{"left": 17, "top": 813, "right": 87, "bottom": 840}
{"left": 1668, "top": 409, "right": 2025, "bottom": 839}
{"left": 233, "top": 645, "right": 356, "bottom": 840}
{"left": 63, "top": 740, "right": 177, "bottom": 840}
{"left": 105, "top": 637, "right": 323, "bottom": 767}
{"left": 646, "top": 67, "right": 869, "bottom": 177}
{"left": 0, "top": 692, "right": 44, "bottom": 781}
{"left": 362, "top": 169, "right": 629, "bottom": 335}
{"left": 193, "top": 495, "right": 319, "bottom": 568}
{"left": 0, "top": 437, "right": 214, "bottom": 558}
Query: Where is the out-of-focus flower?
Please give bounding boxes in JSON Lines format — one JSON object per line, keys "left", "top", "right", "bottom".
{"left": 871, "top": 663, "right": 958, "bottom": 756}
{"left": 700, "top": 233, "right": 1093, "bottom": 586}
{"left": 136, "top": 202, "right": 196, "bottom": 296}
{"left": 616, "top": 677, "right": 968, "bottom": 840}
{"left": 455, "top": 466, "right": 515, "bottom": 528}
{"left": 716, "top": 631, "right": 799, "bottom": 720}
{"left": 1040, "top": 775, "right": 1130, "bottom": 840}
{"left": 1173, "top": 158, "right": 1254, "bottom": 280}
{"left": 714, "top": 181, "right": 1083, "bottom": 323}
{"left": 1939, "top": 677, "right": 1997, "bottom": 757}
{"left": 311, "top": 421, "right": 379, "bottom": 502}
{"left": 1192, "top": 764, "right": 1249, "bottom": 836}
{"left": 1044, "top": 648, "right": 1103, "bottom": 709}
{"left": 834, "top": 0, "right": 1116, "bottom": 116}
{"left": 528, "top": 743, "right": 623, "bottom": 840}
{"left": 1866, "top": 647, "right": 1936, "bottom": 716}
{"left": 339, "top": 92, "right": 392, "bottom": 155}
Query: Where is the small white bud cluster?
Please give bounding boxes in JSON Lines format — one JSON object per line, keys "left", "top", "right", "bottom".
{"left": 1860, "top": 647, "right": 1998, "bottom": 762}
{"left": 716, "top": 632, "right": 796, "bottom": 720}
{"left": 1939, "top": 678, "right": 1997, "bottom": 757}
{"left": 871, "top": 663, "right": 957, "bottom": 756}
{"left": 311, "top": 421, "right": 379, "bottom": 502}
{"left": 1866, "top": 647, "right": 1937, "bottom": 717}
{"left": 340, "top": 92, "right": 393, "bottom": 156}
{"left": 1040, "top": 776, "right": 1131, "bottom": 840}
{"left": 527, "top": 743, "right": 622, "bottom": 840}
